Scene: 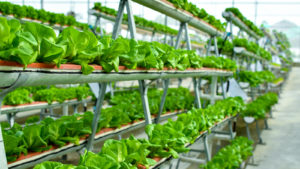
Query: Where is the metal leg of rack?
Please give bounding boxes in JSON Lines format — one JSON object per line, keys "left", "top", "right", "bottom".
{"left": 155, "top": 79, "right": 169, "bottom": 123}
{"left": 269, "top": 108, "right": 273, "bottom": 118}
{"left": 111, "top": 0, "right": 136, "bottom": 39}
{"left": 174, "top": 22, "right": 185, "bottom": 49}
{"left": 6, "top": 113, "right": 15, "bottom": 127}
{"left": 255, "top": 120, "right": 264, "bottom": 144}
{"left": 175, "top": 158, "right": 181, "bottom": 169}
{"left": 49, "top": 107, "right": 54, "bottom": 117}
{"left": 264, "top": 118, "right": 270, "bottom": 130}
{"left": 62, "top": 105, "right": 68, "bottom": 116}
{"left": 203, "top": 135, "right": 211, "bottom": 161}
{"left": 178, "top": 78, "right": 182, "bottom": 87}
{"left": 210, "top": 76, "right": 218, "bottom": 105}
{"left": 112, "top": 0, "right": 126, "bottom": 39}
{"left": 0, "top": 73, "right": 29, "bottom": 169}
{"left": 183, "top": 22, "right": 191, "bottom": 50}
{"left": 86, "top": 82, "right": 107, "bottom": 151}
{"left": 206, "top": 38, "right": 212, "bottom": 56}
{"left": 110, "top": 82, "right": 114, "bottom": 97}
{"left": 193, "top": 78, "right": 201, "bottom": 109}
{"left": 73, "top": 104, "right": 78, "bottom": 114}
{"left": 40, "top": 108, "right": 46, "bottom": 120}
{"left": 213, "top": 36, "right": 219, "bottom": 56}
{"left": 125, "top": 0, "right": 136, "bottom": 39}
{"left": 138, "top": 80, "right": 152, "bottom": 125}
{"left": 94, "top": 16, "right": 102, "bottom": 35}
{"left": 228, "top": 120, "right": 234, "bottom": 140}
{"left": 220, "top": 77, "right": 227, "bottom": 99}
{"left": 0, "top": 125, "right": 7, "bottom": 169}
{"left": 151, "top": 31, "right": 156, "bottom": 42}
{"left": 245, "top": 123, "right": 253, "bottom": 141}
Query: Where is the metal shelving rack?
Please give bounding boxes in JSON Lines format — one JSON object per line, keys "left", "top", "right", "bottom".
{"left": 222, "top": 11, "right": 267, "bottom": 73}
{"left": 0, "top": 1, "right": 234, "bottom": 168}
{"left": 88, "top": 9, "right": 176, "bottom": 42}
{"left": 2, "top": 97, "right": 93, "bottom": 127}
{"left": 222, "top": 10, "right": 272, "bottom": 148}
{"left": 103, "top": 0, "right": 238, "bottom": 167}
{"left": 0, "top": 62, "right": 233, "bottom": 168}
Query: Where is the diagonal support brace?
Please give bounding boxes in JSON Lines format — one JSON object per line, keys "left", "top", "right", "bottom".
{"left": 138, "top": 80, "right": 152, "bottom": 125}
{"left": 86, "top": 82, "right": 107, "bottom": 151}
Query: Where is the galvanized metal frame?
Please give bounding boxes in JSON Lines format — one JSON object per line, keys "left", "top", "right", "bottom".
{"left": 132, "top": 0, "right": 223, "bottom": 37}
{"left": 222, "top": 11, "right": 260, "bottom": 40}
{"left": 86, "top": 82, "right": 107, "bottom": 150}
{"left": 155, "top": 79, "right": 169, "bottom": 123}
{"left": 138, "top": 80, "right": 152, "bottom": 125}
{"left": 0, "top": 73, "right": 29, "bottom": 169}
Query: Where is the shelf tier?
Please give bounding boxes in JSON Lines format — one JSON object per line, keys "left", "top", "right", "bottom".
{"left": 0, "top": 61, "right": 232, "bottom": 88}
{"left": 149, "top": 115, "right": 235, "bottom": 169}
{"left": 222, "top": 11, "right": 260, "bottom": 40}
{"left": 234, "top": 47, "right": 267, "bottom": 62}
{"left": 131, "top": 0, "right": 223, "bottom": 37}
{"left": 1, "top": 97, "right": 93, "bottom": 115}
{"left": 88, "top": 9, "right": 174, "bottom": 36}
{"left": 0, "top": 14, "right": 71, "bottom": 31}
{"left": 7, "top": 110, "right": 184, "bottom": 169}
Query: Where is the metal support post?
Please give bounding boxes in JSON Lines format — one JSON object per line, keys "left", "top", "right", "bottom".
{"left": 193, "top": 78, "right": 201, "bottom": 109}
{"left": 228, "top": 120, "right": 234, "bottom": 139}
{"left": 73, "top": 104, "right": 78, "bottom": 114}
{"left": 0, "top": 73, "right": 28, "bottom": 169}
{"left": 213, "top": 36, "right": 219, "bottom": 56}
{"left": 183, "top": 22, "right": 192, "bottom": 50}
{"left": 206, "top": 38, "right": 212, "bottom": 56}
{"left": 6, "top": 113, "right": 15, "bottom": 127}
{"left": 138, "top": 80, "right": 152, "bottom": 125}
{"left": 246, "top": 123, "right": 253, "bottom": 141}
{"left": 264, "top": 118, "right": 270, "bottom": 130}
{"left": 164, "top": 15, "right": 168, "bottom": 44}
{"left": 112, "top": 0, "right": 126, "bottom": 39}
{"left": 125, "top": 0, "right": 136, "bottom": 39}
{"left": 175, "top": 22, "right": 185, "bottom": 49}
{"left": 112, "top": 0, "right": 136, "bottom": 39}
{"left": 178, "top": 78, "right": 182, "bottom": 87}
{"left": 210, "top": 76, "right": 218, "bottom": 105}
{"left": 94, "top": 16, "right": 103, "bottom": 35}
{"left": 255, "top": 120, "right": 264, "bottom": 144}
{"left": 151, "top": 31, "right": 156, "bottom": 42}
{"left": 155, "top": 79, "right": 169, "bottom": 123}
{"left": 62, "top": 105, "right": 68, "bottom": 116}
{"left": 49, "top": 107, "right": 54, "bottom": 117}
{"left": 110, "top": 82, "right": 114, "bottom": 97}
{"left": 86, "top": 83, "right": 107, "bottom": 151}
{"left": 203, "top": 135, "right": 211, "bottom": 161}
{"left": 269, "top": 109, "right": 273, "bottom": 118}
{"left": 220, "top": 77, "right": 227, "bottom": 99}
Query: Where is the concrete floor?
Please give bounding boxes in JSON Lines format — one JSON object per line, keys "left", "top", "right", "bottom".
{"left": 247, "top": 67, "right": 300, "bottom": 169}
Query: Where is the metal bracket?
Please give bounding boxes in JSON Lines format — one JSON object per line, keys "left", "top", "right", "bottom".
{"left": 86, "top": 82, "right": 107, "bottom": 151}
{"left": 155, "top": 79, "right": 169, "bottom": 123}
{"left": 112, "top": 0, "right": 136, "bottom": 39}
{"left": 138, "top": 80, "right": 152, "bottom": 125}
